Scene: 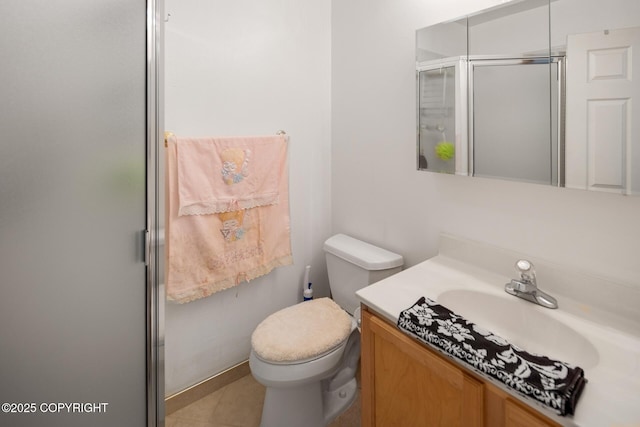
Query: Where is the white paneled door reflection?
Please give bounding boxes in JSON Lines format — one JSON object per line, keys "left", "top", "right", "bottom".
{"left": 565, "top": 26, "right": 640, "bottom": 195}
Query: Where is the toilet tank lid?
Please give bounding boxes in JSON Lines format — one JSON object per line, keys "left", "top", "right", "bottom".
{"left": 324, "top": 234, "right": 403, "bottom": 270}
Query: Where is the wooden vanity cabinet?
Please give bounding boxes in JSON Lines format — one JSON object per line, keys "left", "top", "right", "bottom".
{"left": 360, "top": 307, "right": 561, "bottom": 427}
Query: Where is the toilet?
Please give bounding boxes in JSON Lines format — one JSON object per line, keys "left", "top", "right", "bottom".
{"left": 249, "top": 234, "right": 403, "bottom": 427}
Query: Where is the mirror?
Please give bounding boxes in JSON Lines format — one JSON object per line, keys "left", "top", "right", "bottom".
{"left": 416, "top": 0, "right": 640, "bottom": 195}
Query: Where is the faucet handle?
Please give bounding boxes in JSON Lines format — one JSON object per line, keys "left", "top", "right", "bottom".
{"left": 515, "top": 259, "right": 536, "bottom": 284}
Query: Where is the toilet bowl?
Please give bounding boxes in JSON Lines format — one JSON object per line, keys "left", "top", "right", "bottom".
{"left": 249, "top": 234, "right": 403, "bottom": 427}
{"left": 250, "top": 305, "right": 360, "bottom": 427}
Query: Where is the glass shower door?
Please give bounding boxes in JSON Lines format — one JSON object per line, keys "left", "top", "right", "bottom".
{"left": 0, "top": 1, "right": 150, "bottom": 426}
{"left": 470, "top": 58, "right": 561, "bottom": 185}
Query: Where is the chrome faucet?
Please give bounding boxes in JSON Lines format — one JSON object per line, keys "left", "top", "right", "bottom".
{"left": 505, "top": 260, "right": 558, "bottom": 309}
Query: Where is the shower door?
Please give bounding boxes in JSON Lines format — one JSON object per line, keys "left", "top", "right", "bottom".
{"left": 470, "top": 58, "right": 563, "bottom": 185}
{"left": 0, "top": 1, "right": 156, "bottom": 426}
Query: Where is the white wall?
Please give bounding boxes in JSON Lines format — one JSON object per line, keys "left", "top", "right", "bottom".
{"left": 331, "top": 0, "right": 640, "bottom": 285}
{"left": 164, "top": 0, "right": 332, "bottom": 395}
{"left": 164, "top": 0, "right": 640, "bottom": 397}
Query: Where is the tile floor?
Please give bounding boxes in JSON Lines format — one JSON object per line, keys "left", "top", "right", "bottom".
{"left": 165, "top": 374, "right": 361, "bottom": 427}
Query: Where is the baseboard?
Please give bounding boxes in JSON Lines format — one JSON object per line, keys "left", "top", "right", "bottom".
{"left": 165, "top": 360, "right": 251, "bottom": 415}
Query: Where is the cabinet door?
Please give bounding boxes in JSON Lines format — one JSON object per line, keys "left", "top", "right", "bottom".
{"left": 361, "top": 310, "right": 483, "bottom": 427}
{"left": 505, "top": 399, "right": 560, "bottom": 427}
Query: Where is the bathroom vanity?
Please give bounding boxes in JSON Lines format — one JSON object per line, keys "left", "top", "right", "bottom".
{"left": 356, "top": 234, "right": 640, "bottom": 427}
{"left": 361, "top": 306, "right": 560, "bottom": 427}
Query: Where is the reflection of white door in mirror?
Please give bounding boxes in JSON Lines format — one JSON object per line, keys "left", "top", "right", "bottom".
{"left": 565, "top": 27, "right": 640, "bottom": 195}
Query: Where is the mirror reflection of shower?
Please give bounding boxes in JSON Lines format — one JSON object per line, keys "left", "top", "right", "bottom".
{"left": 417, "top": 55, "right": 563, "bottom": 184}
{"left": 470, "top": 57, "right": 562, "bottom": 186}
{"left": 418, "top": 65, "right": 457, "bottom": 173}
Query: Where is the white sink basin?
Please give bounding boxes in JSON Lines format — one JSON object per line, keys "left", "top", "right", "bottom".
{"left": 437, "top": 289, "right": 599, "bottom": 369}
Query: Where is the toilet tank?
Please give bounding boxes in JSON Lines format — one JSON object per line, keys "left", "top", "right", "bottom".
{"left": 324, "top": 234, "right": 403, "bottom": 315}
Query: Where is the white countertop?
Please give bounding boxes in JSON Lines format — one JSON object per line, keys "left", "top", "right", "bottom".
{"left": 356, "top": 252, "right": 640, "bottom": 427}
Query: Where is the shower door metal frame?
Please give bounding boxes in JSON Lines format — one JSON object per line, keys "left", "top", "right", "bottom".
{"left": 146, "top": 0, "right": 165, "bottom": 425}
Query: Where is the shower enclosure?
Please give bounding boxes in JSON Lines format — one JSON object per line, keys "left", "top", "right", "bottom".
{"left": 0, "top": 1, "right": 163, "bottom": 426}
{"left": 417, "top": 55, "right": 564, "bottom": 186}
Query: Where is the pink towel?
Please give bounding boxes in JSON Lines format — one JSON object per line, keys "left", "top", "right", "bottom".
{"left": 175, "top": 136, "right": 287, "bottom": 215}
{"left": 165, "top": 135, "right": 293, "bottom": 303}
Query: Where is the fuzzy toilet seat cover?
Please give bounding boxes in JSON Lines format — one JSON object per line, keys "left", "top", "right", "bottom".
{"left": 251, "top": 297, "right": 352, "bottom": 363}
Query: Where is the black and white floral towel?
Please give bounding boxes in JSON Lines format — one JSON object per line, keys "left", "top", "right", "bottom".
{"left": 397, "top": 297, "right": 587, "bottom": 416}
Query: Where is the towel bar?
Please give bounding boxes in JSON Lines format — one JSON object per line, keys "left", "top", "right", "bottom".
{"left": 164, "top": 131, "right": 175, "bottom": 147}
{"left": 164, "top": 130, "right": 286, "bottom": 147}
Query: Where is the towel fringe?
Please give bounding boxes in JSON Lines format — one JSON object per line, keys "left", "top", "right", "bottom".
{"left": 167, "top": 254, "right": 293, "bottom": 304}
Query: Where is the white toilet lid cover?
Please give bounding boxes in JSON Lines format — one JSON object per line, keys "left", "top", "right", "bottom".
{"left": 251, "top": 297, "right": 352, "bottom": 363}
